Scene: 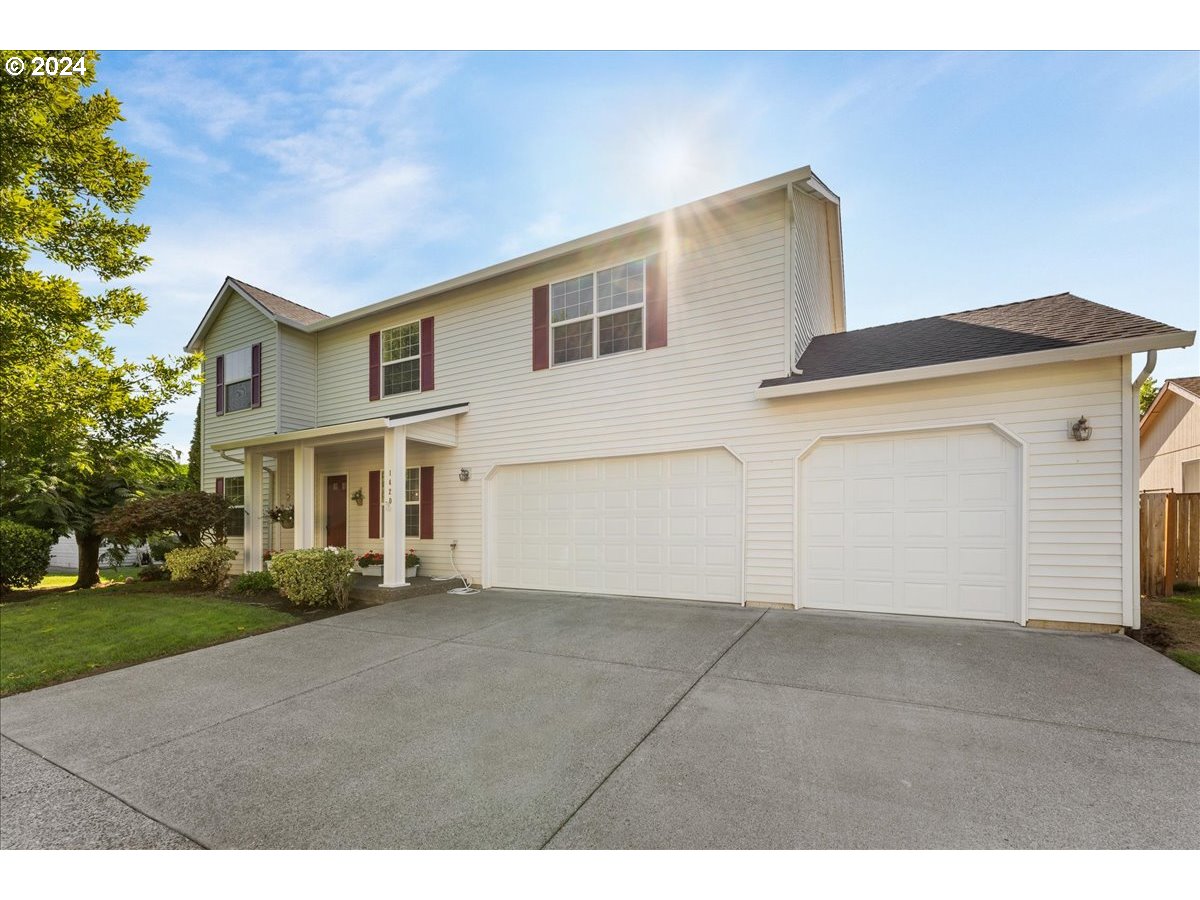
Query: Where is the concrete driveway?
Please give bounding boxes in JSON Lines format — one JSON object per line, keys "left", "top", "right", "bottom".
{"left": 2, "top": 590, "right": 1197, "bottom": 849}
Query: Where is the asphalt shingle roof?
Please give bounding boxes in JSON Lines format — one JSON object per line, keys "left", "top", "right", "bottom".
{"left": 1167, "top": 376, "right": 1200, "bottom": 398}
{"left": 762, "top": 293, "right": 1183, "bottom": 388}
{"left": 230, "top": 277, "right": 328, "bottom": 326}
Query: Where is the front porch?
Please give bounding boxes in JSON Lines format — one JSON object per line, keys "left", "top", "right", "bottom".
{"left": 213, "top": 404, "right": 467, "bottom": 588}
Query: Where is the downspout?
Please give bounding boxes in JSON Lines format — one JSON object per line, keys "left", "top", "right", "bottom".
{"left": 1129, "top": 351, "right": 1157, "bottom": 632}
{"left": 1133, "top": 351, "right": 1157, "bottom": 394}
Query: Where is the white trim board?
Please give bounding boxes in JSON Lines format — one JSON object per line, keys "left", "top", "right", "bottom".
{"left": 756, "top": 331, "right": 1196, "bottom": 400}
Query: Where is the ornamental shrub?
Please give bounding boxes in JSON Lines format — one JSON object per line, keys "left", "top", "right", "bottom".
{"left": 232, "top": 569, "right": 276, "bottom": 593}
{"left": 137, "top": 564, "right": 170, "bottom": 582}
{"left": 270, "top": 548, "right": 356, "bottom": 608}
{"left": 164, "top": 545, "right": 236, "bottom": 589}
{"left": 0, "top": 519, "right": 54, "bottom": 592}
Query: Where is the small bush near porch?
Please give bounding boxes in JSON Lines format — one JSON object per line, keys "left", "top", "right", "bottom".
{"left": 0, "top": 591, "right": 296, "bottom": 696}
{"left": 270, "top": 548, "right": 357, "bottom": 608}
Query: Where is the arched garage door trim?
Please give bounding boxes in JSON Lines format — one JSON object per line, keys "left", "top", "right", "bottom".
{"left": 794, "top": 421, "right": 1028, "bottom": 624}
{"left": 483, "top": 444, "right": 746, "bottom": 604}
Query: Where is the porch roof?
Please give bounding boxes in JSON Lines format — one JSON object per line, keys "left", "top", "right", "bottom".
{"left": 210, "top": 402, "right": 469, "bottom": 452}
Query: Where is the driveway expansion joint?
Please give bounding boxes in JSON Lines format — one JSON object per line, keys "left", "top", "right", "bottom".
{"left": 100, "top": 635, "right": 451, "bottom": 767}
{"left": 538, "top": 608, "right": 768, "bottom": 849}
{"left": 1, "top": 733, "right": 208, "bottom": 849}
{"left": 710, "top": 672, "right": 1200, "bottom": 747}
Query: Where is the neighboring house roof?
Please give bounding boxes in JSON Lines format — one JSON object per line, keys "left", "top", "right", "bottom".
{"left": 187, "top": 165, "right": 839, "bottom": 350}
{"left": 759, "top": 293, "right": 1193, "bottom": 396}
{"left": 1140, "top": 375, "right": 1200, "bottom": 431}
{"left": 1166, "top": 376, "right": 1200, "bottom": 400}
{"left": 228, "top": 278, "right": 328, "bottom": 326}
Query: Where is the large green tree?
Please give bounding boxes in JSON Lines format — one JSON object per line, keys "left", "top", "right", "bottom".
{"left": 0, "top": 50, "right": 199, "bottom": 586}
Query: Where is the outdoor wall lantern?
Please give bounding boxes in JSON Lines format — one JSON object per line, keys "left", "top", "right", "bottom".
{"left": 1069, "top": 415, "right": 1093, "bottom": 442}
{"left": 459, "top": 468, "right": 471, "bottom": 482}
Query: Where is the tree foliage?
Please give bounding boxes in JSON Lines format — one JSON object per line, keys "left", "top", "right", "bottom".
{"left": 96, "top": 490, "right": 230, "bottom": 548}
{"left": 187, "top": 399, "right": 202, "bottom": 490}
{"left": 1139, "top": 377, "right": 1160, "bottom": 417}
{"left": 0, "top": 50, "right": 200, "bottom": 587}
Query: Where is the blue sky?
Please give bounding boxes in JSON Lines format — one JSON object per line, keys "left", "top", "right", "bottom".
{"left": 89, "top": 50, "right": 1198, "bottom": 450}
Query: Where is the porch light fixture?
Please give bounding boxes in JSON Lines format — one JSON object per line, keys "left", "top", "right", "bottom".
{"left": 459, "top": 467, "right": 471, "bottom": 482}
{"left": 1070, "top": 415, "right": 1092, "bottom": 442}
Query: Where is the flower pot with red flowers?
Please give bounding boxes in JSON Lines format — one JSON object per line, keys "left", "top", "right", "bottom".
{"left": 356, "top": 551, "right": 384, "bottom": 577}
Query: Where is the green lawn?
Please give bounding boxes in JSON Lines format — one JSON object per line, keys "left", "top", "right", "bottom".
{"left": 0, "top": 590, "right": 297, "bottom": 696}
{"left": 31, "top": 567, "right": 143, "bottom": 590}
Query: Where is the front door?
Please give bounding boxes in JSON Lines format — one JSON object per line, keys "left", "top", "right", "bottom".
{"left": 326, "top": 475, "right": 347, "bottom": 547}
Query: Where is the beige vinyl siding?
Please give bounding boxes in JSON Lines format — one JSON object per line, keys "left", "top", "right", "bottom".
{"left": 200, "top": 295, "right": 278, "bottom": 573}
{"left": 791, "top": 190, "right": 837, "bottom": 364}
{"left": 209, "top": 185, "right": 1133, "bottom": 624}
{"left": 279, "top": 326, "right": 317, "bottom": 432}
{"left": 407, "top": 415, "right": 458, "bottom": 447}
{"left": 1139, "top": 392, "right": 1200, "bottom": 492}
{"left": 282, "top": 187, "right": 1130, "bottom": 625}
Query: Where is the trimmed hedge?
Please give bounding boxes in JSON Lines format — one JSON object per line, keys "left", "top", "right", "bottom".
{"left": 270, "top": 548, "right": 356, "bottom": 608}
{"left": 231, "top": 569, "right": 276, "bottom": 593}
{"left": 0, "top": 519, "right": 54, "bottom": 592}
{"left": 164, "top": 545, "right": 236, "bottom": 589}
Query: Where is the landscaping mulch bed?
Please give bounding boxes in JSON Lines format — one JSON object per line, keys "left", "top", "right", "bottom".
{"left": 1131, "top": 586, "right": 1200, "bottom": 675}
{"left": 228, "top": 575, "right": 457, "bottom": 621}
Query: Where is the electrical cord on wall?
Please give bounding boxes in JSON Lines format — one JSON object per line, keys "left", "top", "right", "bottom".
{"left": 431, "top": 543, "right": 479, "bottom": 595}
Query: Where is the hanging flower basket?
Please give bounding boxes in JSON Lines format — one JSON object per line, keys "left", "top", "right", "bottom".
{"left": 268, "top": 505, "right": 295, "bottom": 529}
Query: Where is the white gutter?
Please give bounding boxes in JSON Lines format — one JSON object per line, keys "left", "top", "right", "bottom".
{"left": 756, "top": 330, "right": 1196, "bottom": 400}
{"left": 209, "top": 403, "right": 471, "bottom": 453}
{"left": 211, "top": 417, "right": 392, "bottom": 453}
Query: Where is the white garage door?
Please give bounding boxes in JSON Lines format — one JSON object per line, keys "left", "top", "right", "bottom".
{"left": 799, "top": 426, "right": 1021, "bottom": 621}
{"left": 488, "top": 448, "right": 742, "bottom": 603}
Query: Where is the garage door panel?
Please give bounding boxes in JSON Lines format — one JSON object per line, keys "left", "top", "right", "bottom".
{"left": 489, "top": 448, "right": 742, "bottom": 603}
{"left": 904, "top": 581, "right": 950, "bottom": 612}
{"left": 807, "top": 512, "right": 844, "bottom": 539}
{"left": 902, "top": 434, "right": 949, "bottom": 466}
{"left": 801, "top": 427, "right": 1020, "bottom": 622}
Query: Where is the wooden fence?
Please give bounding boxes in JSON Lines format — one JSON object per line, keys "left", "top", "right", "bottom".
{"left": 1140, "top": 492, "right": 1200, "bottom": 597}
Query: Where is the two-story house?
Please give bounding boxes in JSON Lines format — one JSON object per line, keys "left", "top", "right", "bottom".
{"left": 187, "top": 166, "right": 1194, "bottom": 631}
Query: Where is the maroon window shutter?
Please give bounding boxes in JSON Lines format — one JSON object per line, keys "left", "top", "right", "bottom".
{"left": 419, "top": 317, "right": 435, "bottom": 391}
{"left": 531, "top": 285, "right": 550, "bottom": 371}
{"left": 368, "top": 470, "right": 381, "bottom": 539}
{"left": 250, "top": 342, "right": 262, "bottom": 408}
{"left": 368, "top": 331, "right": 381, "bottom": 401}
{"left": 419, "top": 466, "right": 434, "bottom": 540}
{"left": 215, "top": 355, "right": 225, "bottom": 415}
{"left": 645, "top": 253, "right": 668, "bottom": 350}
{"left": 215, "top": 477, "right": 225, "bottom": 496}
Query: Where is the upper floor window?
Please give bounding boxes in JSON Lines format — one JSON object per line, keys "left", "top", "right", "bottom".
{"left": 382, "top": 322, "right": 420, "bottom": 395}
{"left": 223, "top": 346, "right": 254, "bottom": 412}
{"left": 550, "top": 259, "right": 645, "bottom": 365}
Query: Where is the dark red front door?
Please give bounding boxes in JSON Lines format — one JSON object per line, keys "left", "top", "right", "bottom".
{"left": 326, "top": 475, "right": 347, "bottom": 547}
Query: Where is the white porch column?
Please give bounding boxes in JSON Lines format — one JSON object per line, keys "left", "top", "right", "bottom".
{"left": 382, "top": 425, "right": 409, "bottom": 587}
{"left": 243, "top": 450, "right": 264, "bottom": 572}
{"left": 294, "top": 443, "right": 316, "bottom": 549}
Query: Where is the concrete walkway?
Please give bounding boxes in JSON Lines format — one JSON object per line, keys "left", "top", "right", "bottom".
{"left": 2, "top": 590, "right": 1197, "bottom": 849}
